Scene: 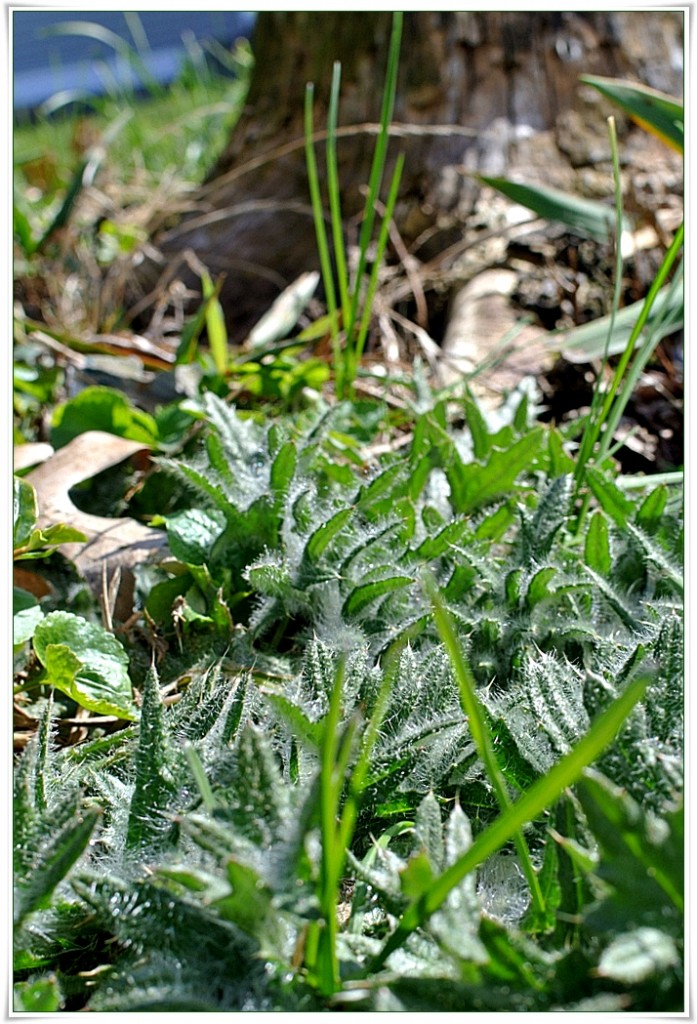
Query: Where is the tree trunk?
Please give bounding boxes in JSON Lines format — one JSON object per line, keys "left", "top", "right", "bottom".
{"left": 135, "top": 11, "right": 683, "bottom": 343}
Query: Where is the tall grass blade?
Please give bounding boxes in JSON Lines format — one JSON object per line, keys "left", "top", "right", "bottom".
{"left": 304, "top": 83, "right": 343, "bottom": 394}
{"left": 200, "top": 271, "right": 229, "bottom": 375}
{"left": 351, "top": 152, "right": 405, "bottom": 381}
{"left": 346, "top": 12, "right": 403, "bottom": 344}
{"left": 371, "top": 671, "right": 651, "bottom": 970}
{"left": 326, "top": 62, "right": 351, "bottom": 325}
{"left": 425, "top": 574, "right": 546, "bottom": 919}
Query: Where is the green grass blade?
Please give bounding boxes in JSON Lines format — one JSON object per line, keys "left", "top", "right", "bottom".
{"left": 326, "top": 62, "right": 351, "bottom": 325}
{"left": 580, "top": 75, "right": 683, "bottom": 153}
{"left": 574, "top": 116, "right": 624, "bottom": 484}
{"left": 351, "top": 152, "right": 405, "bottom": 380}
{"left": 200, "top": 271, "right": 229, "bottom": 375}
{"left": 304, "top": 82, "right": 343, "bottom": 394}
{"left": 426, "top": 575, "right": 546, "bottom": 919}
{"left": 371, "top": 671, "right": 651, "bottom": 971}
{"left": 346, "top": 12, "right": 402, "bottom": 343}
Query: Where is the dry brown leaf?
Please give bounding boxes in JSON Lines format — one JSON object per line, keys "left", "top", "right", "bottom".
{"left": 441, "top": 269, "right": 552, "bottom": 401}
{"left": 26, "top": 431, "right": 168, "bottom": 621}
{"left": 14, "top": 442, "right": 55, "bottom": 472}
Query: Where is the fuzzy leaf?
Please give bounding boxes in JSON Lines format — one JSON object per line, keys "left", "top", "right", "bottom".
{"left": 584, "top": 510, "right": 612, "bottom": 577}
{"left": 164, "top": 508, "right": 226, "bottom": 566}
{"left": 306, "top": 507, "right": 353, "bottom": 560}
{"left": 449, "top": 428, "right": 544, "bottom": 515}
{"left": 596, "top": 928, "right": 680, "bottom": 984}
{"left": 463, "top": 391, "right": 491, "bottom": 459}
{"left": 525, "top": 566, "right": 557, "bottom": 609}
{"left": 586, "top": 468, "right": 634, "bottom": 528}
{"left": 343, "top": 575, "right": 414, "bottom": 617}
{"left": 127, "top": 664, "right": 175, "bottom": 852}
{"left": 15, "top": 809, "right": 99, "bottom": 925}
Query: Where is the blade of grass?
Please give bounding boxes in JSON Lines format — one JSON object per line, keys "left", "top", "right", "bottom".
{"left": 349, "top": 152, "right": 405, "bottom": 388}
{"left": 370, "top": 670, "right": 651, "bottom": 971}
{"left": 345, "top": 12, "right": 403, "bottom": 346}
{"left": 595, "top": 259, "right": 683, "bottom": 469}
{"left": 304, "top": 82, "right": 343, "bottom": 395}
{"left": 326, "top": 62, "right": 351, "bottom": 327}
{"left": 424, "top": 573, "right": 546, "bottom": 920}
{"left": 574, "top": 116, "right": 625, "bottom": 491}
{"left": 200, "top": 271, "right": 229, "bottom": 375}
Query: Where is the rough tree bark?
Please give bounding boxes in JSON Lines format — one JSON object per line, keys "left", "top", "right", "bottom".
{"left": 135, "top": 11, "right": 683, "bottom": 343}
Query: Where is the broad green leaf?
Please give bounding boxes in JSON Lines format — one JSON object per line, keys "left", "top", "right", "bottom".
{"left": 14, "top": 521, "right": 86, "bottom": 560}
{"left": 306, "top": 507, "right": 353, "bottom": 560}
{"left": 33, "top": 611, "right": 137, "bottom": 720}
{"left": 164, "top": 508, "right": 226, "bottom": 566}
{"left": 13, "top": 588, "right": 44, "bottom": 648}
{"left": 479, "top": 174, "right": 615, "bottom": 241}
{"left": 51, "top": 385, "right": 158, "bottom": 448}
{"left": 13, "top": 977, "right": 62, "bottom": 1013}
{"left": 581, "top": 75, "right": 683, "bottom": 153}
{"left": 635, "top": 484, "right": 668, "bottom": 532}
{"left": 13, "top": 476, "right": 37, "bottom": 549}
{"left": 526, "top": 566, "right": 557, "bottom": 608}
{"left": 449, "top": 427, "right": 544, "bottom": 515}
{"left": 586, "top": 467, "right": 634, "bottom": 528}
{"left": 343, "top": 575, "right": 414, "bottom": 617}
{"left": 584, "top": 509, "right": 612, "bottom": 576}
